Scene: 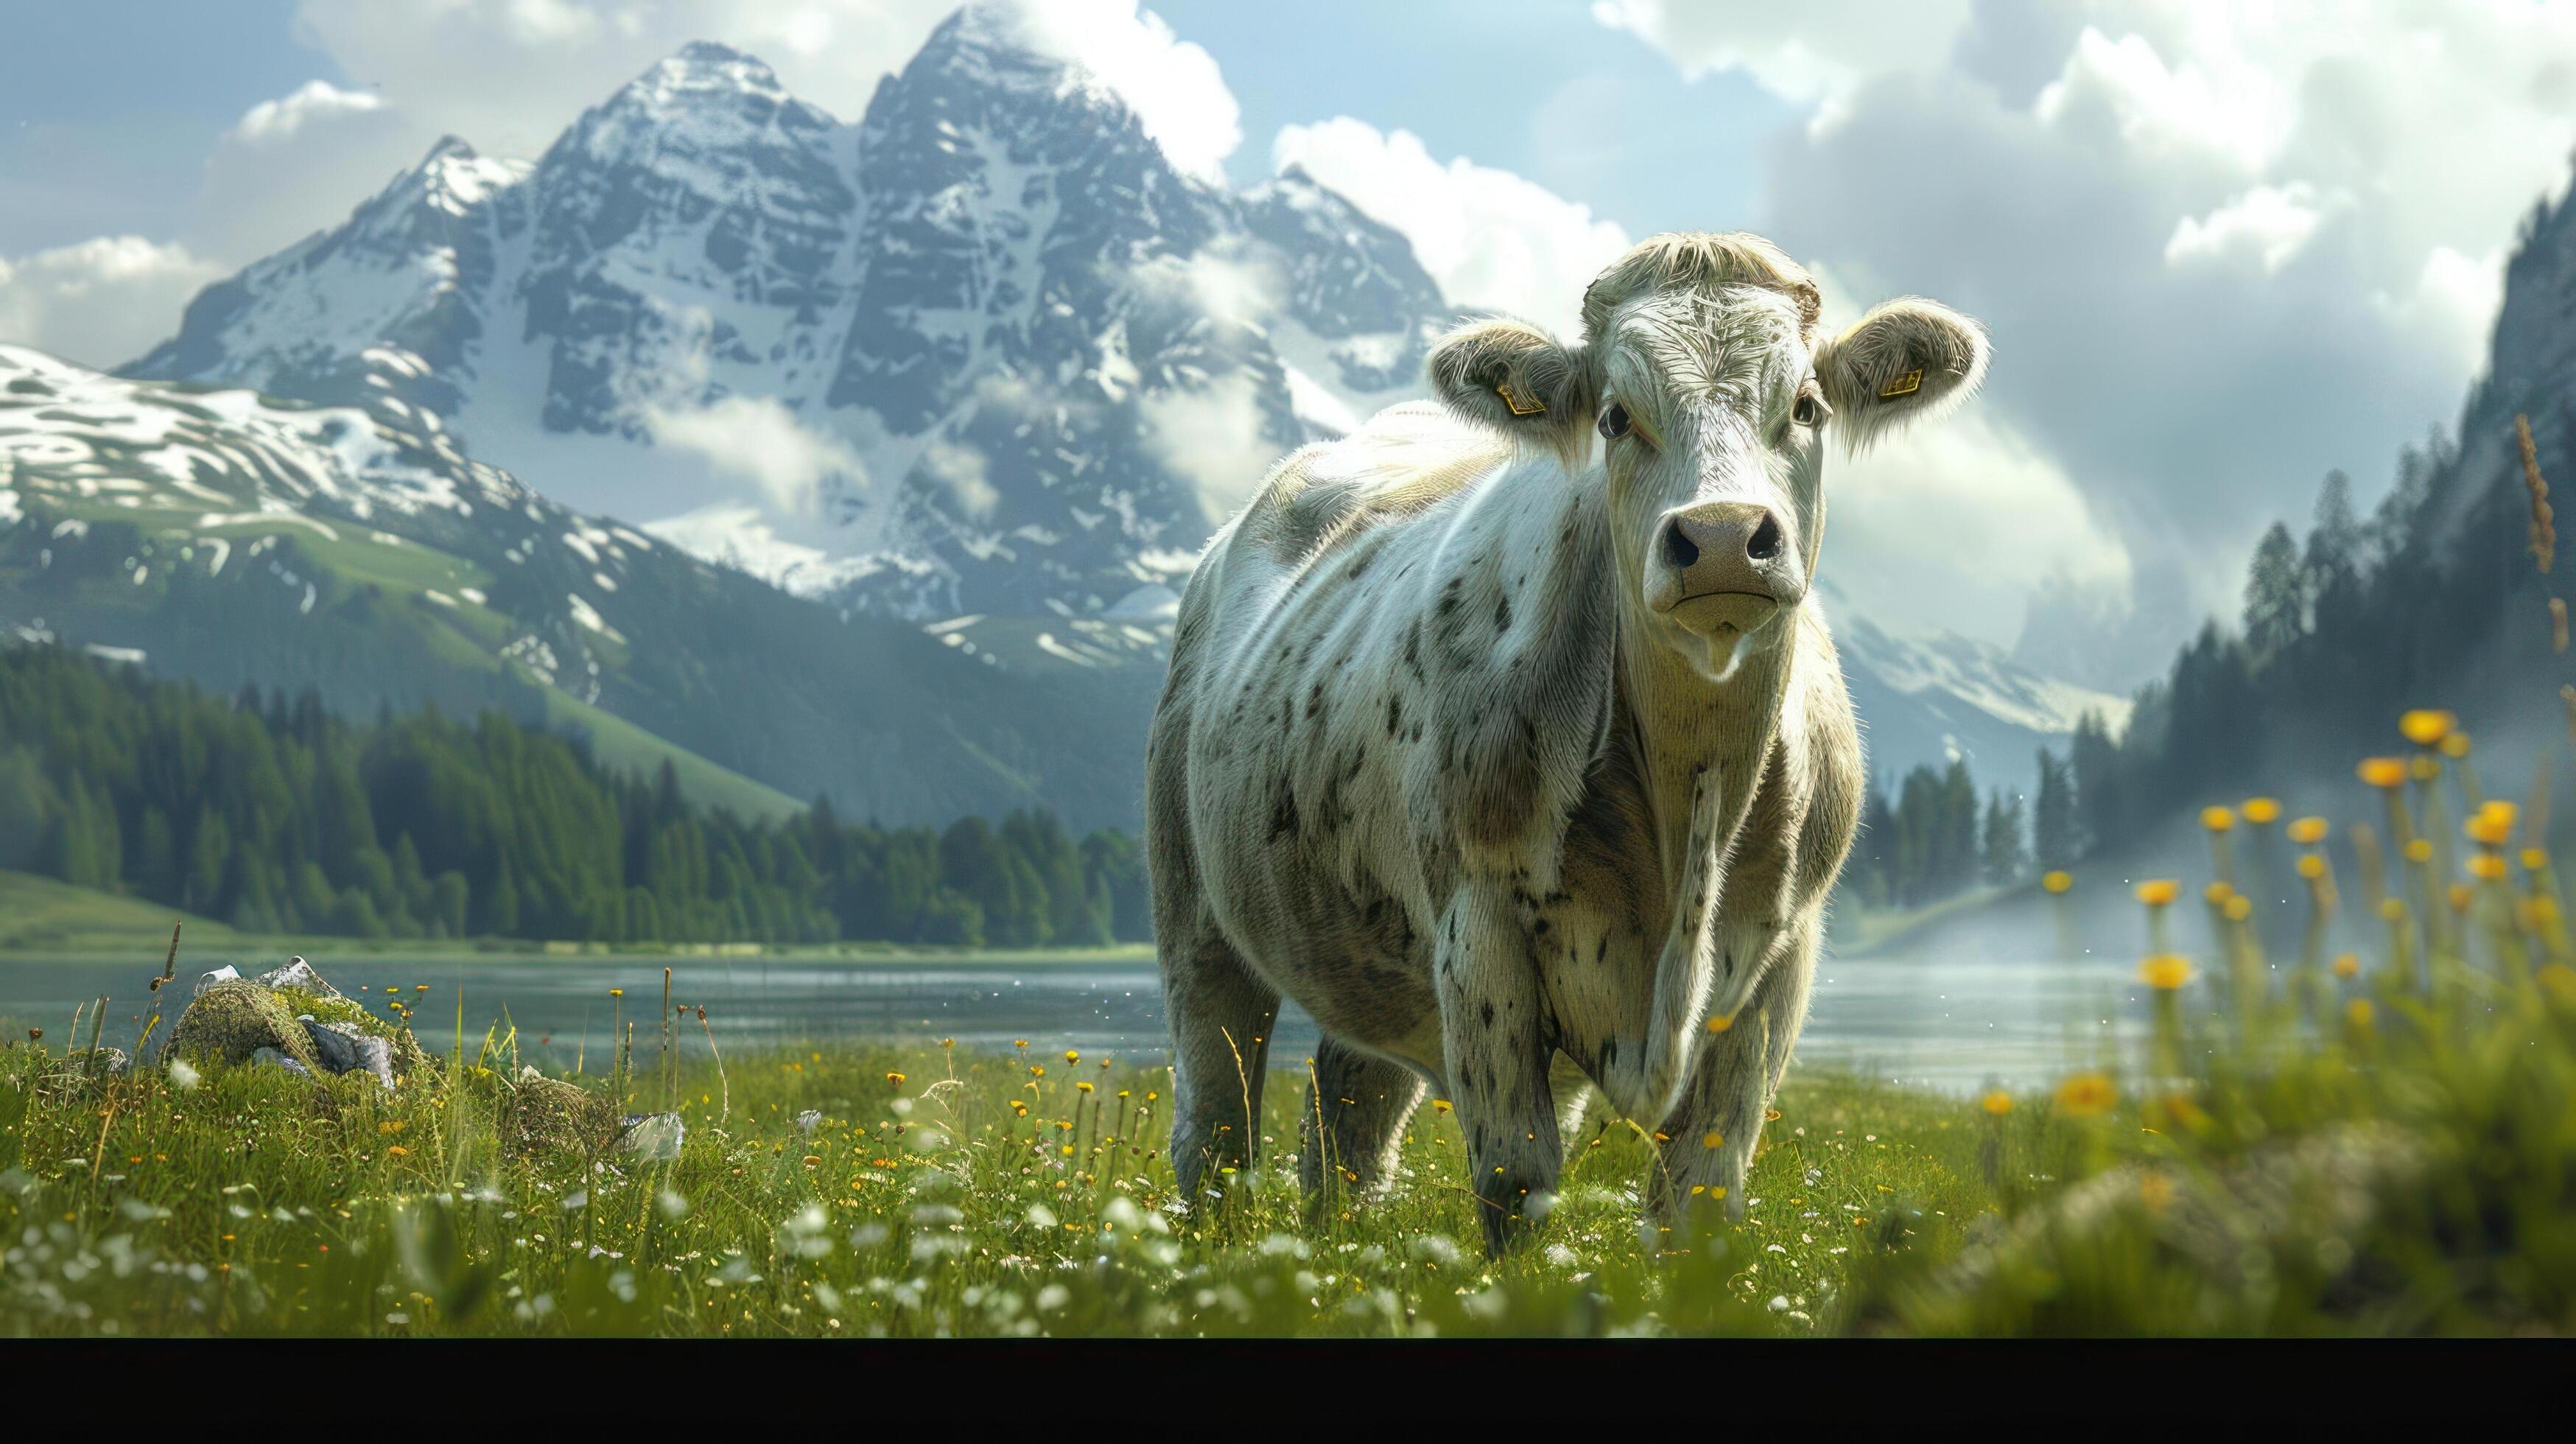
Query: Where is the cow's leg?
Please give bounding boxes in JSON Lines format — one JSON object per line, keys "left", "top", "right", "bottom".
{"left": 1644, "top": 914, "right": 1819, "bottom": 1239}
{"left": 1551, "top": 1054, "right": 1599, "bottom": 1149}
{"left": 1436, "top": 883, "right": 1563, "bottom": 1255}
{"left": 1162, "top": 926, "right": 1282, "bottom": 1216}
{"left": 1299, "top": 1035, "right": 1425, "bottom": 1213}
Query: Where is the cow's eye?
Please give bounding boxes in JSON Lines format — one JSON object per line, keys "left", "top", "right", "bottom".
{"left": 1597, "top": 402, "right": 1632, "bottom": 441}
{"left": 1793, "top": 388, "right": 1828, "bottom": 428}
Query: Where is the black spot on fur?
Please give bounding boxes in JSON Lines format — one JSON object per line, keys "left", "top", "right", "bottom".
{"left": 1495, "top": 592, "right": 1512, "bottom": 633}
{"left": 1386, "top": 692, "right": 1403, "bottom": 738}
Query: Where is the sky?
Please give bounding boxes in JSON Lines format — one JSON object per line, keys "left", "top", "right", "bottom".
{"left": 3, "top": 0, "right": 2573, "bottom": 685}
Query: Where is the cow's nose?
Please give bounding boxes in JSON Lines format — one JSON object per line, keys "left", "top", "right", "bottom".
{"left": 1661, "top": 502, "right": 1792, "bottom": 603}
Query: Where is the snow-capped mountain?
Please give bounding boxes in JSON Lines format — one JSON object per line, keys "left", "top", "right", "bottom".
{"left": 1836, "top": 609, "right": 2132, "bottom": 799}
{"left": 127, "top": 8, "right": 1445, "bottom": 627}
{"left": 109, "top": 1, "right": 2118, "bottom": 805}
{"left": 0, "top": 343, "right": 1159, "bottom": 830}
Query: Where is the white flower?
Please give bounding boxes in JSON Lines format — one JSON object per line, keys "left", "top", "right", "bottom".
{"left": 166, "top": 1059, "right": 200, "bottom": 1090}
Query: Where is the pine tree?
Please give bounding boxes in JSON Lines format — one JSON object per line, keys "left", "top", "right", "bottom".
{"left": 1979, "top": 788, "right": 2026, "bottom": 886}
{"left": 2242, "top": 521, "right": 2304, "bottom": 661}
{"left": 2032, "top": 748, "right": 2077, "bottom": 871}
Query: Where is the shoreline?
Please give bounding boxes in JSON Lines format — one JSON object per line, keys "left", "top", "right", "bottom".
{"left": 0, "top": 941, "right": 1160, "bottom": 967}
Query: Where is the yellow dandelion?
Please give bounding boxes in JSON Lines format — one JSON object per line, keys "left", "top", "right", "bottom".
{"left": 2446, "top": 882, "right": 2474, "bottom": 912}
{"left": 2398, "top": 709, "right": 2457, "bottom": 746}
{"left": 2241, "top": 797, "right": 2281, "bottom": 825}
{"left": 2404, "top": 838, "right": 2435, "bottom": 864}
{"left": 2203, "top": 880, "right": 2235, "bottom": 905}
{"left": 608, "top": 987, "right": 625, "bottom": 998}
{"left": 2331, "top": 953, "right": 2361, "bottom": 978}
{"left": 1064, "top": 1049, "right": 1081, "bottom": 1065}
{"left": 1980, "top": 1091, "right": 2013, "bottom": 1116}
{"left": 2052, "top": 1071, "right": 2117, "bottom": 1118}
{"left": 2200, "top": 805, "right": 2236, "bottom": 833}
{"left": 2440, "top": 732, "right": 2471, "bottom": 760}
{"left": 2287, "top": 816, "right": 2330, "bottom": 845}
{"left": 1431, "top": 1098, "right": 1453, "bottom": 1115}
{"left": 2041, "top": 869, "right": 2074, "bottom": 894}
{"left": 2346, "top": 998, "right": 2375, "bottom": 1029}
{"left": 1077, "top": 1081, "right": 1094, "bottom": 1093}
{"left": 2530, "top": 894, "right": 2564, "bottom": 928}
{"left": 385, "top": 1145, "right": 410, "bottom": 1158}
{"left": 2135, "top": 879, "right": 2181, "bottom": 907}
{"left": 885, "top": 1072, "right": 905, "bottom": 1085}
{"left": 2223, "top": 894, "right": 2253, "bottom": 922}
{"left": 2297, "top": 853, "right": 2328, "bottom": 880}
{"left": 2468, "top": 854, "right": 2508, "bottom": 882}
{"left": 2138, "top": 954, "right": 2193, "bottom": 990}
{"left": 1701, "top": 1129, "right": 1724, "bottom": 1149}
{"left": 2379, "top": 896, "right": 2407, "bottom": 921}
{"left": 2412, "top": 754, "right": 2442, "bottom": 782}
{"left": 2357, "top": 757, "right": 2407, "bottom": 789}
{"left": 2521, "top": 847, "right": 2550, "bottom": 871}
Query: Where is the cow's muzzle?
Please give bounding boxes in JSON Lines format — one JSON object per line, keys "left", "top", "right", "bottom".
{"left": 1649, "top": 501, "right": 1803, "bottom": 634}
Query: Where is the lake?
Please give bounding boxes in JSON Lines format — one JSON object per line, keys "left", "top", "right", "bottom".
{"left": 0, "top": 948, "right": 2151, "bottom": 1095}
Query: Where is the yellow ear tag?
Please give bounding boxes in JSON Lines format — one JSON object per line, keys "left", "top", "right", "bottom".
{"left": 1878, "top": 368, "right": 1924, "bottom": 399}
{"left": 1495, "top": 379, "right": 1546, "bottom": 416}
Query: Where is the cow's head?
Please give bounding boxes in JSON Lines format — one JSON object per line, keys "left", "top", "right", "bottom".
{"left": 1430, "top": 232, "right": 1988, "bottom": 679}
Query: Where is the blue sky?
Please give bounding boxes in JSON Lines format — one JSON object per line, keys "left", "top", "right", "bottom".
{"left": 3, "top": 1, "right": 2572, "bottom": 682}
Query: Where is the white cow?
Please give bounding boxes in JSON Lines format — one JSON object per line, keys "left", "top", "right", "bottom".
{"left": 1145, "top": 232, "right": 1989, "bottom": 1251}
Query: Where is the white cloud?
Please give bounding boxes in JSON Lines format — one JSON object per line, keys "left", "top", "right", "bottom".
{"left": 1271, "top": 118, "right": 1630, "bottom": 337}
{"left": 644, "top": 394, "right": 864, "bottom": 516}
{"left": 1014, "top": 0, "right": 1240, "bottom": 180}
{"left": 1138, "top": 374, "right": 1285, "bottom": 524}
{"left": 2163, "top": 183, "right": 2329, "bottom": 274}
{"left": 0, "top": 236, "right": 224, "bottom": 368}
{"left": 1590, "top": 0, "right": 1974, "bottom": 110}
{"left": 1606, "top": 1, "right": 2576, "bottom": 674}
{"left": 231, "top": 80, "right": 385, "bottom": 145}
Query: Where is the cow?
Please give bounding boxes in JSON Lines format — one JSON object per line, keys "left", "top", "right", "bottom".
{"left": 1144, "top": 231, "right": 1990, "bottom": 1253}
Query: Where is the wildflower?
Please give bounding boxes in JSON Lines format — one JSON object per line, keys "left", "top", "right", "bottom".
{"left": 2241, "top": 797, "right": 2281, "bottom": 825}
{"left": 2398, "top": 709, "right": 2457, "bottom": 746}
{"left": 1980, "top": 1091, "right": 2013, "bottom": 1116}
{"left": 27, "top": 1027, "right": 39, "bottom": 1043}
{"left": 2138, "top": 1172, "right": 2175, "bottom": 1213}
{"left": 2346, "top": 999, "right": 2375, "bottom": 1029}
{"left": 2446, "top": 882, "right": 2474, "bottom": 912}
{"left": 1077, "top": 1082, "right": 1094, "bottom": 1093}
{"left": 885, "top": 1072, "right": 905, "bottom": 1086}
{"left": 2466, "top": 815, "right": 2513, "bottom": 847}
{"left": 2412, "top": 754, "right": 2441, "bottom": 782}
{"left": 608, "top": 988, "right": 625, "bottom": 998}
{"left": 2332, "top": 953, "right": 2362, "bottom": 978}
{"left": 2052, "top": 1071, "right": 2117, "bottom": 1118}
{"left": 2223, "top": 894, "right": 2253, "bottom": 923}
{"left": 385, "top": 1145, "right": 411, "bottom": 1157}
{"left": 168, "top": 1059, "right": 201, "bottom": 1090}
{"left": 2468, "top": 854, "right": 2508, "bottom": 882}
{"left": 1064, "top": 1050, "right": 1081, "bottom": 1065}
{"left": 2358, "top": 757, "right": 2408, "bottom": 789}
{"left": 2135, "top": 879, "right": 2180, "bottom": 906}
{"left": 2379, "top": 897, "right": 2407, "bottom": 922}
{"left": 2522, "top": 847, "right": 2550, "bottom": 871}
{"left": 2297, "top": 854, "right": 2328, "bottom": 880}
{"left": 2041, "top": 869, "right": 2073, "bottom": 894}
{"left": 1431, "top": 1099, "right": 1453, "bottom": 1115}
{"left": 2530, "top": 895, "right": 2564, "bottom": 928}
{"left": 2440, "top": 732, "right": 2472, "bottom": 760}
{"left": 2288, "top": 816, "right": 2330, "bottom": 845}
{"left": 2200, "top": 806, "right": 2236, "bottom": 833}
{"left": 2404, "top": 838, "right": 2435, "bottom": 865}
{"left": 414, "top": 984, "right": 428, "bottom": 993}
{"left": 2203, "top": 881, "right": 2234, "bottom": 906}
{"left": 2138, "top": 955, "right": 2193, "bottom": 990}
{"left": 1706, "top": 1012, "right": 1735, "bottom": 1033}
{"left": 1702, "top": 1129, "right": 1724, "bottom": 1149}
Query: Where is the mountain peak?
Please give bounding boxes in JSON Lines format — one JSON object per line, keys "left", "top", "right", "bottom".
{"left": 614, "top": 40, "right": 793, "bottom": 112}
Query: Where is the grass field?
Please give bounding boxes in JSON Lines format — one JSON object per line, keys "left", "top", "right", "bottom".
{"left": 6, "top": 715, "right": 2575, "bottom": 1337}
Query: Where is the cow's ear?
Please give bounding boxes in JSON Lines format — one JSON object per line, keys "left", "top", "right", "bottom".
{"left": 1815, "top": 299, "right": 1989, "bottom": 455}
{"left": 1428, "top": 318, "right": 1594, "bottom": 459}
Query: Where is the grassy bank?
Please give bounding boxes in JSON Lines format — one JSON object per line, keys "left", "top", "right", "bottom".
{"left": 0, "top": 872, "right": 1152, "bottom": 965}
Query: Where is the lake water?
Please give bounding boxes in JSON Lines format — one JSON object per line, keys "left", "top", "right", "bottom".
{"left": 0, "top": 949, "right": 2149, "bottom": 1096}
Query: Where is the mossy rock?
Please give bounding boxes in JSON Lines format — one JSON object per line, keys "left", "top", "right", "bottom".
{"left": 164, "top": 981, "right": 323, "bottom": 1073}
{"left": 497, "top": 1067, "right": 620, "bottom": 1159}
{"left": 271, "top": 985, "right": 438, "bottom": 1083}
